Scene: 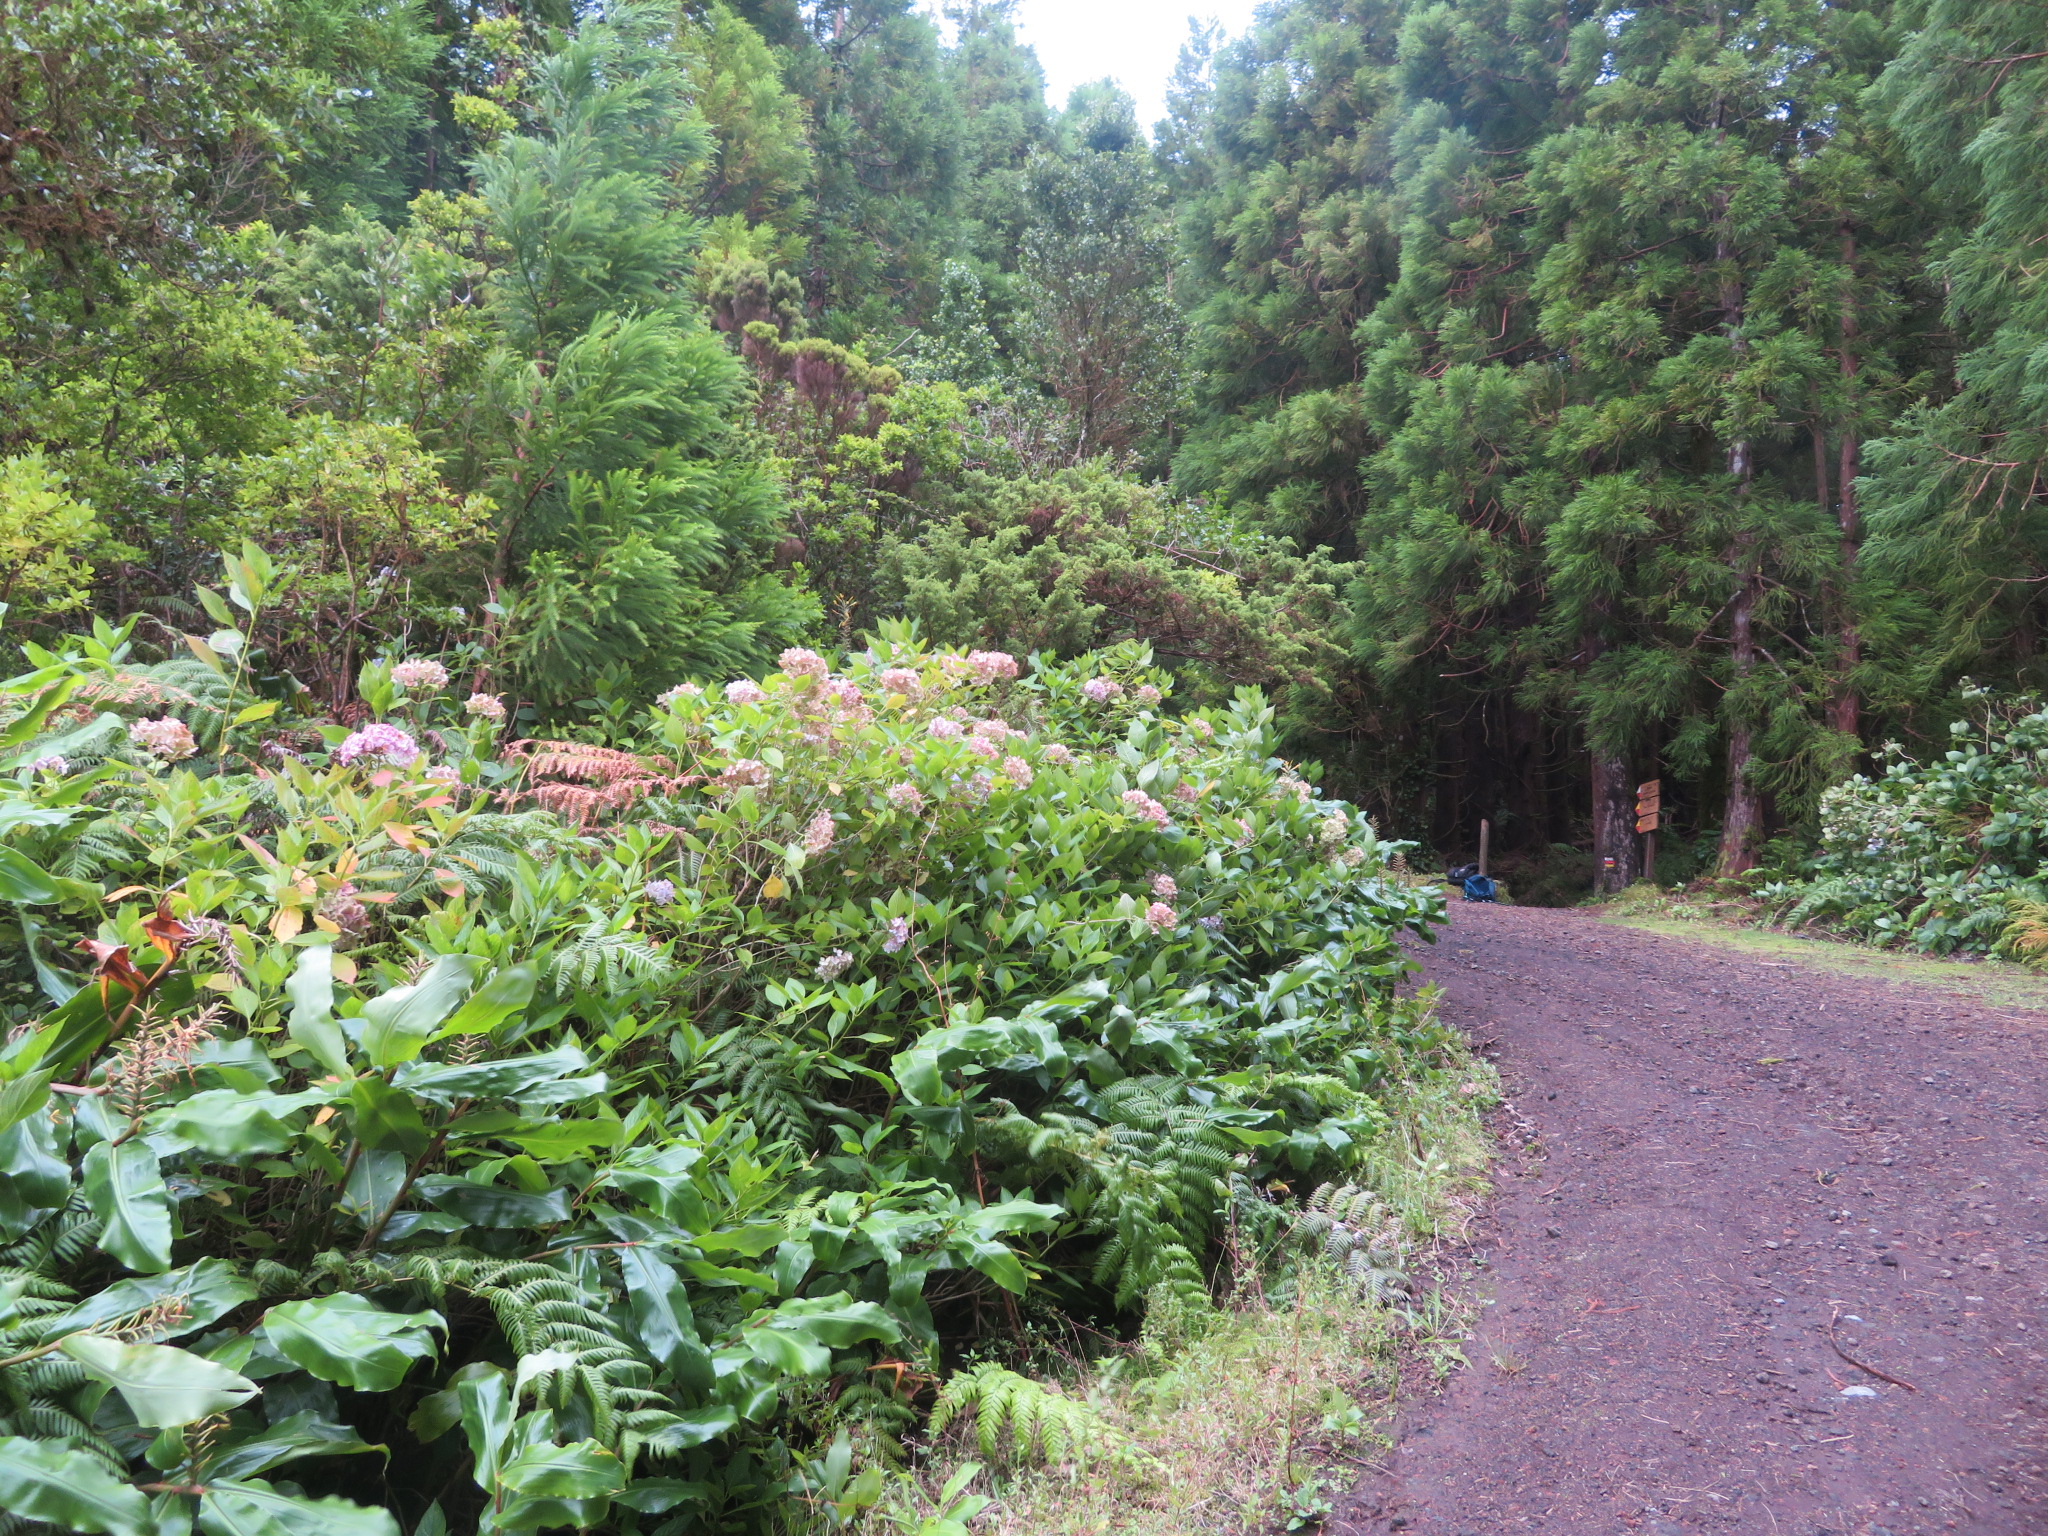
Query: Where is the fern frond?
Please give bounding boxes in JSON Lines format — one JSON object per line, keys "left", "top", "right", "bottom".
{"left": 929, "top": 1363, "right": 1136, "bottom": 1469}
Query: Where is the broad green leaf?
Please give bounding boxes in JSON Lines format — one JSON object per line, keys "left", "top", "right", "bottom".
{"left": 691, "top": 1224, "right": 784, "bottom": 1258}
{"left": 496, "top": 1439, "right": 627, "bottom": 1500}
{"left": 285, "top": 946, "right": 351, "bottom": 1079}
{"left": 349, "top": 1078, "right": 430, "bottom": 1156}
{"left": 42, "top": 1258, "right": 255, "bottom": 1342}
{"left": 619, "top": 1247, "right": 714, "bottom": 1395}
{"left": 261, "top": 1295, "right": 443, "bottom": 1392}
{"left": 0, "top": 1106, "right": 68, "bottom": 1207}
{"left": 458, "top": 1371, "right": 514, "bottom": 1492}
{"left": 394, "top": 1042, "right": 596, "bottom": 1106}
{"left": 958, "top": 1237, "right": 1028, "bottom": 1294}
{"left": 197, "top": 1479, "right": 398, "bottom": 1536}
{"left": 0, "top": 844, "right": 60, "bottom": 903}
{"left": 0, "top": 676, "right": 78, "bottom": 751}
{"left": 412, "top": 1176, "right": 571, "bottom": 1228}
{"left": 433, "top": 962, "right": 538, "bottom": 1039}
{"left": 0, "top": 1435, "right": 151, "bottom": 1535}
{"left": 892, "top": 1017, "right": 1070, "bottom": 1105}
{"left": 358, "top": 955, "right": 479, "bottom": 1068}
{"left": 232, "top": 700, "right": 279, "bottom": 725}
{"left": 59, "top": 1333, "right": 258, "bottom": 1426}
{"left": 501, "top": 1118, "right": 622, "bottom": 1160}
{"left": 740, "top": 1324, "right": 829, "bottom": 1377}
{"left": 765, "top": 1294, "right": 901, "bottom": 1348}
{"left": 637, "top": 1408, "right": 736, "bottom": 1455}
{"left": 206, "top": 1412, "right": 383, "bottom": 1480}
{"left": 158, "top": 1088, "right": 322, "bottom": 1157}
{"left": 84, "top": 1139, "right": 173, "bottom": 1273}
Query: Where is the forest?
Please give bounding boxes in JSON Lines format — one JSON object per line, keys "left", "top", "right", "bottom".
{"left": 0, "top": 0, "right": 2043, "bottom": 1532}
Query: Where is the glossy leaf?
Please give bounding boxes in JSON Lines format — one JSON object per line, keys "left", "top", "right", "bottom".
{"left": 496, "top": 1439, "right": 627, "bottom": 1500}
{"left": 0, "top": 845, "right": 59, "bottom": 903}
{"left": 197, "top": 1479, "right": 399, "bottom": 1536}
{"left": 83, "top": 1139, "right": 173, "bottom": 1273}
{"left": 619, "top": 1246, "right": 714, "bottom": 1395}
{"left": 261, "top": 1295, "right": 443, "bottom": 1392}
{"left": 433, "top": 962, "right": 538, "bottom": 1039}
{"left": 348, "top": 1079, "right": 430, "bottom": 1156}
{"left": 0, "top": 1435, "right": 151, "bottom": 1536}
{"left": 58, "top": 1333, "right": 259, "bottom": 1426}
{"left": 205, "top": 1413, "right": 383, "bottom": 1480}
{"left": 285, "top": 945, "right": 351, "bottom": 1079}
{"left": 358, "top": 954, "right": 479, "bottom": 1068}
{"left": 412, "top": 1176, "right": 571, "bottom": 1228}
{"left": 42, "top": 1258, "right": 255, "bottom": 1342}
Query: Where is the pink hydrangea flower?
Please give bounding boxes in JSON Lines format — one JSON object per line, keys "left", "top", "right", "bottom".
{"left": 927, "top": 716, "right": 964, "bottom": 740}
{"left": 963, "top": 735, "right": 999, "bottom": 760}
{"left": 826, "top": 679, "right": 864, "bottom": 707}
{"left": 336, "top": 723, "right": 419, "bottom": 767}
{"left": 129, "top": 717, "right": 199, "bottom": 762}
{"left": 1121, "top": 790, "right": 1169, "bottom": 828}
{"left": 1144, "top": 901, "right": 1177, "bottom": 933}
{"left": 725, "top": 679, "right": 768, "bottom": 706}
{"left": 1001, "top": 755, "right": 1033, "bottom": 787}
{"left": 883, "top": 915, "right": 913, "bottom": 953}
{"left": 802, "top": 810, "right": 836, "bottom": 854}
{"left": 390, "top": 658, "right": 450, "bottom": 691}
{"left": 423, "top": 764, "right": 461, "bottom": 784}
{"left": 465, "top": 692, "right": 507, "bottom": 722}
{"left": 1320, "top": 813, "right": 1349, "bottom": 845}
{"left": 658, "top": 682, "right": 704, "bottom": 708}
{"left": 716, "top": 758, "right": 772, "bottom": 790}
{"left": 818, "top": 949, "right": 854, "bottom": 981}
{"left": 878, "top": 667, "right": 922, "bottom": 695}
{"left": 778, "top": 647, "right": 830, "bottom": 679}
{"left": 1151, "top": 872, "right": 1178, "bottom": 898}
{"left": 1081, "top": 677, "right": 1123, "bottom": 704}
{"left": 1172, "top": 781, "right": 1200, "bottom": 803}
{"left": 1042, "top": 743, "right": 1074, "bottom": 766}
{"left": 971, "top": 718, "right": 1011, "bottom": 739}
{"left": 886, "top": 781, "right": 925, "bottom": 813}
{"left": 1188, "top": 718, "right": 1214, "bottom": 740}
{"left": 1135, "top": 684, "right": 1162, "bottom": 706}
{"left": 967, "top": 650, "right": 1019, "bottom": 682}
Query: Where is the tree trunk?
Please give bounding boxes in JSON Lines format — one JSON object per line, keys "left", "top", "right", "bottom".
{"left": 1829, "top": 225, "right": 1862, "bottom": 740}
{"left": 1716, "top": 207, "right": 1764, "bottom": 877}
{"left": 1592, "top": 748, "right": 1642, "bottom": 893}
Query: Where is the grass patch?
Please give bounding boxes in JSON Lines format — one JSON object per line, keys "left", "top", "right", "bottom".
{"left": 1597, "top": 886, "right": 2048, "bottom": 1013}
{"left": 895, "top": 1045, "right": 1497, "bottom": 1536}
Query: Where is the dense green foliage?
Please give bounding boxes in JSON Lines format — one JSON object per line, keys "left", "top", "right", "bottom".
{"left": 0, "top": 571, "right": 1455, "bottom": 1533}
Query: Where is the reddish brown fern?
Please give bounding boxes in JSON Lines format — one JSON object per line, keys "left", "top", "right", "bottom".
{"left": 503, "top": 740, "right": 704, "bottom": 825}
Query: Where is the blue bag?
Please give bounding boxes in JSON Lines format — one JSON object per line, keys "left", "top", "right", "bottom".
{"left": 1460, "top": 874, "right": 1496, "bottom": 902}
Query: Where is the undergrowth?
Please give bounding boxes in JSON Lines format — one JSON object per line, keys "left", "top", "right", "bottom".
{"left": 903, "top": 1051, "right": 1496, "bottom": 1536}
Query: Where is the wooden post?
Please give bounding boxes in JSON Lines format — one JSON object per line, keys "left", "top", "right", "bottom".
{"left": 1478, "top": 818, "right": 1490, "bottom": 879}
{"left": 1634, "top": 780, "right": 1661, "bottom": 887}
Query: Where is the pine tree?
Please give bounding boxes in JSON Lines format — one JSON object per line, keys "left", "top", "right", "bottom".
{"left": 470, "top": 9, "right": 814, "bottom": 705}
{"left": 1860, "top": 1, "right": 2048, "bottom": 706}
{"left": 1169, "top": 0, "right": 1409, "bottom": 553}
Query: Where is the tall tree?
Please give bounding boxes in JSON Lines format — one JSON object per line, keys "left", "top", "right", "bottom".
{"left": 1860, "top": 0, "right": 2048, "bottom": 706}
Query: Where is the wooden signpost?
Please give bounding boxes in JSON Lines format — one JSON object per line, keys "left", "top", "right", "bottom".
{"left": 1635, "top": 779, "right": 1660, "bottom": 882}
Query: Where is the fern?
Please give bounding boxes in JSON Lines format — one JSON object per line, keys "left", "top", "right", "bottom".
{"left": 1291, "top": 1182, "right": 1412, "bottom": 1305}
{"left": 551, "top": 914, "right": 678, "bottom": 992}
{"left": 929, "top": 1363, "right": 1136, "bottom": 1468}
{"left": 697, "top": 1028, "right": 815, "bottom": 1148}
{"left": 313, "top": 1251, "right": 682, "bottom": 1469}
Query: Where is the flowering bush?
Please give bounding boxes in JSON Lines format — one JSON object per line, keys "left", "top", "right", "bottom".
{"left": 1772, "top": 700, "right": 2048, "bottom": 955}
{"left": 0, "top": 614, "right": 1456, "bottom": 1535}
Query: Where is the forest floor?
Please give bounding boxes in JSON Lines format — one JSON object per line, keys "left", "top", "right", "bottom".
{"left": 1335, "top": 903, "right": 2048, "bottom": 1536}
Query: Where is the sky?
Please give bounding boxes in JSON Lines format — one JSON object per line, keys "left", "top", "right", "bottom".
{"left": 1001, "top": 0, "right": 1267, "bottom": 132}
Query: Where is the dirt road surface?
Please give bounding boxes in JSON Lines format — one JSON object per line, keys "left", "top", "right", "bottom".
{"left": 1338, "top": 903, "right": 2048, "bottom": 1536}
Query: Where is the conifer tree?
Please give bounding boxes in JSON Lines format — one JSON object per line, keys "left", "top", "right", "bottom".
{"left": 471, "top": 9, "right": 813, "bottom": 704}
{"left": 1860, "top": 1, "right": 2048, "bottom": 703}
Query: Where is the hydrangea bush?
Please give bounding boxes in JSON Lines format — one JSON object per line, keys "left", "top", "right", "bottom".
{"left": 0, "top": 606, "right": 1458, "bottom": 1535}
{"left": 1771, "top": 700, "right": 2048, "bottom": 954}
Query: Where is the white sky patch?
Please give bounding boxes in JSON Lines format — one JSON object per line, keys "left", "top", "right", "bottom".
{"left": 1000, "top": 0, "right": 1267, "bottom": 133}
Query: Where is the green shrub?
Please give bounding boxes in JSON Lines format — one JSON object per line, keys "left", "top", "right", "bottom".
{"left": 0, "top": 602, "right": 1452, "bottom": 1533}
